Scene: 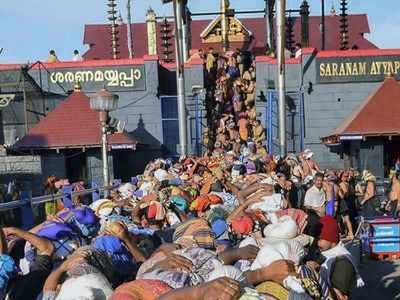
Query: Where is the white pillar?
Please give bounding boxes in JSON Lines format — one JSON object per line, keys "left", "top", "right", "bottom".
{"left": 277, "top": 0, "right": 287, "bottom": 157}
{"left": 174, "top": 0, "right": 187, "bottom": 155}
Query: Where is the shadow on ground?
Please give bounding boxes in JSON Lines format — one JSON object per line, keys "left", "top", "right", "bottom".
{"left": 352, "top": 257, "right": 400, "bottom": 300}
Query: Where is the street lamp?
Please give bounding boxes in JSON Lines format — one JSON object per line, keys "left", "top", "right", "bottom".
{"left": 89, "top": 89, "right": 119, "bottom": 196}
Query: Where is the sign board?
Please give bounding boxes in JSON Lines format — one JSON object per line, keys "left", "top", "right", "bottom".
{"left": 110, "top": 144, "right": 136, "bottom": 150}
{"left": 339, "top": 135, "right": 363, "bottom": 141}
{"left": 46, "top": 65, "right": 146, "bottom": 92}
{"left": 316, "top": 56, "right": 400, "bottom": 83}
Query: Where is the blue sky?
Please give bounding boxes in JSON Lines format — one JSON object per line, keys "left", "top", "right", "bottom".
{"left": 0, "top": 0, "right": 398, "bottom": 63}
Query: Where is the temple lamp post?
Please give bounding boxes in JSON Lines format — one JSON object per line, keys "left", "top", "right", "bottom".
{"left": 89, "top": 89, "right": 119, "bottom": 197}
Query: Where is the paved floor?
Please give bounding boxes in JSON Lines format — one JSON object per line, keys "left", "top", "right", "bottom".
{"left": 352, "top": 257, "right": 400, "bottom": 300}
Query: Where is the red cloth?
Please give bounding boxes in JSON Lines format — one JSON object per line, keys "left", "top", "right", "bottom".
{"left": 208, "top": 194, "right": 222, "bottom": 205}
{"left": 231, "top": 216, "right": 254, "bottom": 235}
{"left": 110, "top": 279, "right": 172, "bottom": 300}
{"left": 319, "top": 215, "right": 339, "bottom": 244}
{"left": 196, "top": 195, "right": 211, "bottom": 212}
{"left": 147, "top": 204, "right": 157, "bottom": 219}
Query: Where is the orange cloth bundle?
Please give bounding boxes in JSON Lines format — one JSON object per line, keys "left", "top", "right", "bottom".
{"left": 231, "top": 216, "right": 254, "bottom": 235}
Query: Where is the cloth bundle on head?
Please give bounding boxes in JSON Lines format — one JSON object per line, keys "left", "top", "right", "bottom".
{"left": 303, "top": 149, "right": 314, "bottom": 160}
{"left": 249, "top": 194, "right": 283, "bottom": 213}
{"left": 173, "top": 219, "right": 215, "bottom": 249}
{"left": 207, "top": 265, "right": 246, "bottom": 283}
{"left": 55, "top": 272, "right": 113, "bottom": 300}
{"left": 154, "top": 168, "right": 169, "bottom": 182}
{"left": 208, "top": 194, "right": 223, "bottom": 205}
{"left": 37, "top": 221, "right": 76, "bottom": 241}
{"left": 251, "top": 241, "right": 305, "bottom": 294}
{"left": 200, "top": 178, "right": 213, "bottom": 195}
{"left": 158, "top": 188, "right": 170, "bottom": 203}
{"left": 263, "top": 215, "right": 299, "bottom": 241}
{"left": 58, "top": 207, "right": 100, "bottom": 238}
{"left": 190, "top": 195, "right": 211, "bottom": 213}
{"left": 139, "top": 247, "right": 223, "bottom": 289}
{"left": 246, "top": 161, "right": 257, "bottom": 175}
{"left": 170, "top": 187, "right": 183, "bottom": 197}
{"left": 362, "top": 170, "right": 376, "bottom": 182}
{"left": 251, "top": 241, "right": 304, "bottom": 270}
{"left": 211, "top": 192, "right": 238, "bottom": 213}
{"left": 52, "top": 237, "right": 83, "bottom": 260}
{"left": 256, "top": 281, "right": 289, "bottom": 300}
{"left": 90, "top": 199, "right": 118, "bottom": 218}
{"left": 231, "top": 162, "right": 245, "bottom": 179}
{"left": 239, "top": 287, "right": 265, "bottom": 300}
{"left": 303, "top": 175, "right": 314, "bottom": 185}
{"left": 235, "top": 237, "right": 259, "bottom": 272}
{"left": 146, "top": 201, "right": 166, "bottom": 221}
{"left": 165, "top": 211, "right": 181, "bottom": 226}
{"left": 118, "top": 183, "right": 136, "bottom": 199}
{"left": 206, "top": 206, "right": 229, "bottom": 224}
{"left": 275, "top": 209, "right": 308, "bottom": 234}
{"left": 170, "top": 195, "right": 188, "bottom": 212}
{"left": 138, "top": 181, "right": 155, "bottom": 197}
{"left": 211, "top": 219, "right": 228, "bottom": 238}
{"left": 231, "top": 216, "right": 254, "bottom": 235}
{"left": 141, "top": 192, "right": 159, "bottom": 204}
{"left": 110, "top": 279, "right": 172, "bottom": 300}
{"left": 0, "top": 254, "right": 17, "bottom": 293}
{"left": 92, "top": 235, "right": 136, "bottom": 278}
{"left": 286, "top": 153, "right": 299, "bottom": 164}
{"left": 133, "top": 189, "right": 144, "bottom": 198}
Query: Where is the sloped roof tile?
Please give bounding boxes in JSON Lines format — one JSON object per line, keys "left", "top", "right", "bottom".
{"left": 83, "top": 14, "right": 377, "bottom": 61}
{"left": 322, "top": 77, "right": 400, "bottom": 142}
{"left": 16, "top": 91, "right": 137, "bottom": 150}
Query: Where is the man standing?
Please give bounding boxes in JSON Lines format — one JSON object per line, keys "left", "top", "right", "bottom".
{"left": 301, "top": 149, "right": 321, "bottom": 177}
{"left": 304, "top": 172, "right": 326, "bottom": 216}
{"left": 72, "top": 50, "right": 83, "bottom": 61}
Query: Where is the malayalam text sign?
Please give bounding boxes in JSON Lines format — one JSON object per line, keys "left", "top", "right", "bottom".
{"left": 47, "top": 65, "right": 146, "bottom": 92}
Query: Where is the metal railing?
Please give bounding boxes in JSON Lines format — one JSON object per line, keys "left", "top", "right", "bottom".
{"left": 0, "top": 185, "right": 115, "bottom": 212}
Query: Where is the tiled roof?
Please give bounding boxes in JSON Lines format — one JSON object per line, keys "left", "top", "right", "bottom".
{"left": 322, "top": 77, "right": 400, "bottom": 143}
{"left": 16, "top": 91, "right": 137, "bottom": 150}
{"left": 83, "top": 14, "right": 377, "bottom": 61}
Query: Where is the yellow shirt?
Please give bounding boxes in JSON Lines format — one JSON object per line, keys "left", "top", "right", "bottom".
{"left": 47, "top": 54, "right": 59, "bottom": 63}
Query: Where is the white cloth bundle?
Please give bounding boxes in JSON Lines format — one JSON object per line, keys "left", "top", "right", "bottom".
{"left": 250, "top": 241, "right": 305, "bottom": 294}
{"left": 238, "top": 287, "right": 265, "bottom": 300}
{"left": 90, "top": 199, "right": 118, "bottom": 218}
{"left": 249, "top": 194, "right": 283, "bottom": 213}
{"left": 138, "top": 181, "right": 154, "bottom": 197}
{"left": 259, "top": 177, "right": 276, "bottom": 185}
{"left": 207, "top": 265, "right": 247, "bottom": 283}
{"left": 263, "top": 215, "right": 298, "bottom": 240}
{"left": 235, "top": 236, "right": 259, "bottom": 272}
{"left": 118, "top": 183, "right": 136, "bottom": 199}
{"left": 55, "top": 273, "right": 113, "bottom": 300}
{"left": 154, "top": 168, "right": 169, "bottom": 182}
{"left": 166, "top": 211, "right": 181, "bottom": 226}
